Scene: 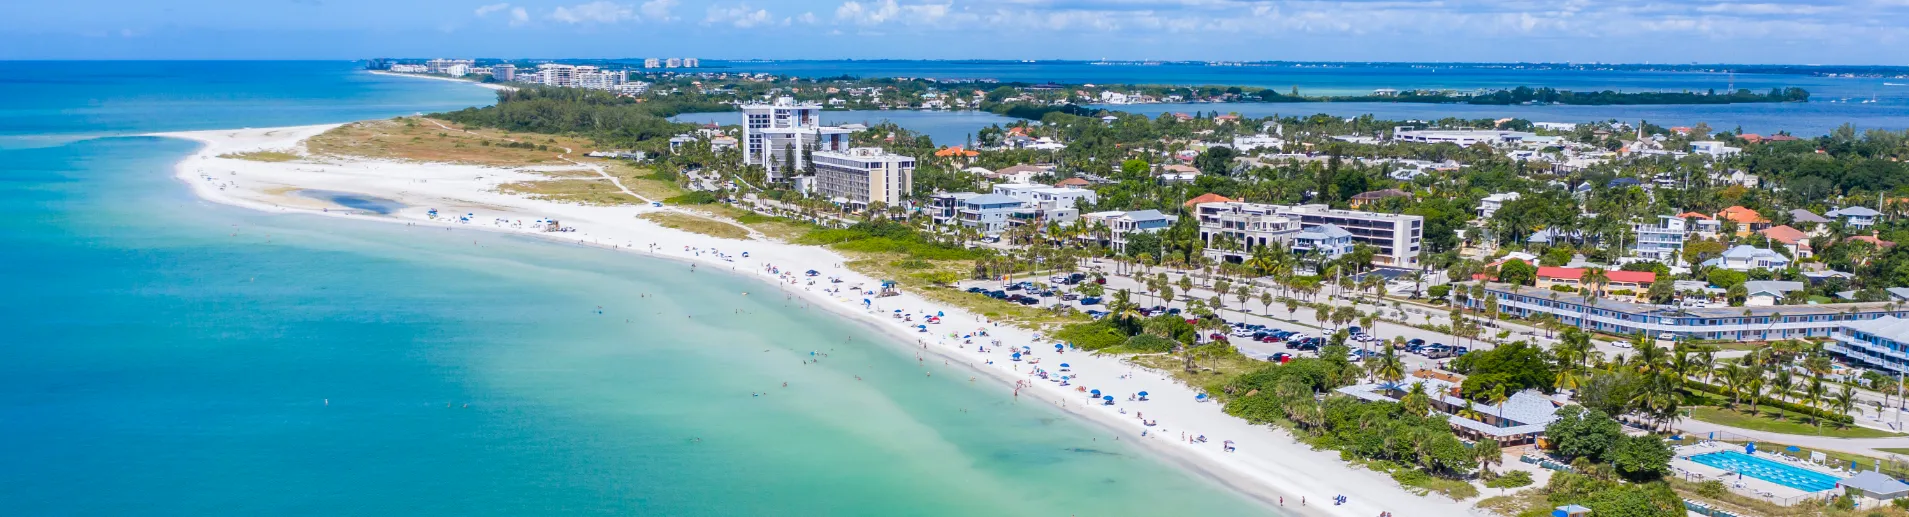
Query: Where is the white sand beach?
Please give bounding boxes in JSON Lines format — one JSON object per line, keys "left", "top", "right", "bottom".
{"left": 367, "top": 70, "right": 517, "bottom": 91}
{"left": 153, "top": 124, "right": 1479, "bottom": 517}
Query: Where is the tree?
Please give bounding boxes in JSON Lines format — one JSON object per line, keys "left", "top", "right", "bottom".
{"left": 1546, "top": 405, "right": 1623, "bottom": 461}
{"left": 1474, "top": 438, "right": 1504, "bottom": 479}
{"left": 1497, "top": 259, "right": 1538, "bottom": 286}
{"left": 1647, "top": 276, "right": 1676, "bottom": 304}
{"left": 1609, "top": 435, "right": 1673, "bottom": 482}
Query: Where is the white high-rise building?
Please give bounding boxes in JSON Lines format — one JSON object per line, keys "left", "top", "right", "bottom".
{"left": 444, "top": 64, "right": 469, "bottom": 77}
{"left": 536, "top": 64, "right": 577, "bottom": 87}
{"left": 426, "top": 58, "right": 474, "bottom": 74}
{"left": 813, "top": 148, "right": 915, "bottom": 209}
{"left": 665, "top": 58, "right": 683, "bottom": 68}
{"left": 740, "top": 97, "right": 855, "bottom": 181}
{"left": 644, "top": 58, "right": 661, "bottom": 68}
{"left": 491, "top": 63, "right": 516, "bottom": 81}
{"left": 683, "top": 58, "right": 699, "bottom": 68}
{"left": 575, "top": 68, "right": 623, "bottom": 90}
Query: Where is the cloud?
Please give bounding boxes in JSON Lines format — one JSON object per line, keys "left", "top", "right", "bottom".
{"left": 510, "top": 7, "right": 531, "bottom": 25}
{"left": 836, "top": 0, "right": 901, "bottom": 25}
{"left": 640, "top": 0, "right": 680, "bottom": 21}
{"left": 551, "top": 1, "right": 638, "bottom": 24}
{"left": 474, "top": 3, "right": 510, "bottom": 16}
{"left": 706, "top": 4, "right": 774, "bottom": 27}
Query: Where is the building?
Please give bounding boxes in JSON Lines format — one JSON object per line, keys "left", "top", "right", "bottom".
{"left": 644, "top": 58, "right": 661, "bottom": 68}
{"left": 1336, "top": 374, "right": 1562, "bottom": 446}
{"left": 575, "top": 68, "right": 624, "bottom": 90}
{"left": 1196, "top": 202, "right": 1300, "bottom": 263}
{"left": 741, "top": 97, "right": 854, "bottom": 181}
{"left": 1478, "top": 192, "right": 1520, "bottom": 219}
{"left": 1832, "top": 317, "right": 1909, "bottom": 376}
{"left": 1828, "top": 206, "right": 1882, "bottom": 229}
{"left": 953, "top": 193, "right": 1025, "bottom": 235}
{"left": 491, "top": 63, "right": 516, "bottom": 81}
{"left": 1742, "top": 280, "right": 1806, "bottom": 306}
{"left": 929, "top": 192, "right": 981, "bottom": 226}
{"left": 1083, "top": 210, "right": 1175, "bottom": 254}
{"left": 1348, "top": 189, "right": 1411, "bottom": 209}
{"left": 812, "top": 148, "right": 914, "bottom": 210}
{"left": 1274, "top": 204, "right": 1424, "bottom": 267}
{"left": 425, "top": 58, "right": 474, "bottom": 74}
{"left": 665, "top": 58, "right": 683, "bottom": 68}
{"left": 1392, "top": 129, "right": 1538, "bottom": 147}
{"left": 1632, "top": 215, "right": 1688, "bottom": 262}
{"left": 1690, "top": 141, "right": 1742, "bottom": 157}
{"left": 537, "top": 64, "right": 578, "bottom": 87}
{"left": 1289, "top": 224, "right": 1356, "bottom": 260}
{"left": 683, "top": 58, "right": 699, "bottom": 68}
{"left": 1758, "top": 225, "right": 1811, "bottom": 257}
{"left": 1702, "top": 245, "right": 1792, "bottom": 271}
{"left": 1534, "top": 267, "right": 1656, "bottom": 297}
{"left": 1469, "top": 282, "right": 1902, "bottom": 342}
{"left": 991, "top": 184, "right": 1096, "bottom": 211}
{"left": 1838, "top": 471, "right": 1909, "bottom": 506}
{"left": 444, "top": 64, "right": 470, "bottom": 77}
{"left": 1716, "top": 206, "right": 1770, "bottom": 235}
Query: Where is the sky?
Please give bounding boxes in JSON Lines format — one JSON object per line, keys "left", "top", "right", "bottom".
{"left": 3, "top": 0, "right": 1909, "bottom": 64}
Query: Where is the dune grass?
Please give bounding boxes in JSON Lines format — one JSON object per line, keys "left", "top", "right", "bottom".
{"left": 636, "top": 212, "right": 750, "bottom": 240}
{"left": 307, "top": 117, "right": 595, "bottom": 166}
{"left": 495, "top": 179, "right": 640, "bottom": 206}
{"left": 218, "top": 150, "right": 301, "bottom": 162}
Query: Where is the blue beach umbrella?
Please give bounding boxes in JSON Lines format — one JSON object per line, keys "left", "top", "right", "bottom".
{"left": 1787, "top": 446, "right": 1800, "bottom": 452}
{"left": 1059, "top": 363, "right": 1070, "bottom": 368}
{"left": 1090, "top": 389, "right": 1101, "bottom": 396}
{"left": 937, "top": 311, "right": 944, "bottom": 317}
{"left": 1103, "top": 395, "right": 1114, "bottom": 403}
{"left": 1139, "top": 391, "right": 1149, "bottom": 397}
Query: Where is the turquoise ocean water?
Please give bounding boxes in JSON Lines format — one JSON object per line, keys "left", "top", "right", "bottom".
{"left": 0, "top": 62, "right": 1269, "bottom": 516}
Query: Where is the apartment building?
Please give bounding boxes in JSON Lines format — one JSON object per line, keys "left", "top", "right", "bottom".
{"left": 741, "top": 97, "right": 854, "bottom": 181}
{"left": 1195, "top": 201, "right": 1300, "bottom": 263}
{"left": 1469, "top": 282, "right": 1902, "bottom": 343}
{"left": 1275, "top": 204, "right": 1424, "bottom": 266}
{"left": 929, "top": 192, "right": 981, "bottom": 226}
{"left": 1478, "top": 192, "right": 1519, "bottom": 219}
{"left": 536, "top": 64, "right": 579, "bottom": 87}
{"left": 1631, "top": 215, "right": 1687, "bottom": 262}
{"left": 954, "top": 194, "right": 1024, "bottom": 235}
{"left": 491, "top": 63, "right": 515, "bottom": 81}
{"left": 1831, "top": 317, "right": 1909, "bottom": 376}
{"left": 1083, "top": 210, "right": 1175, "bottom": 254}
{"left": 426, "top": 58, "right": 474, "bottom": 74}
{"left": 644, "top": 58, "right": 661, "bottom": 68}
{"left": 813, "top": 148, "right": 914, "bottom": 210}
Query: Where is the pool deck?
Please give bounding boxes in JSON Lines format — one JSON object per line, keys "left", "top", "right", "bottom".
{"left": 1672, "top": 442, "right": 1845, "bottom": 505}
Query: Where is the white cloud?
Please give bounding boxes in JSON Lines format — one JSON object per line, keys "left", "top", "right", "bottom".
{"left": 510, "top": 7, "right": 531, "bottom": 25}
{"left": 640, "top": 0, "right": 680, "bottom": 21}
{"left": 474, "top": 3, "right": 511, "bottom": 16}
{"left": 551, "top": 1, "right": 639, "bottom": 24}
{"left": 797, "top": 12, "right": 819, "bottom": 24}
{"left": 706, "top": 4, "right": 774, "bottom": 27}
{"left": 836, "top": 0, "right": 901, "bottom": 25}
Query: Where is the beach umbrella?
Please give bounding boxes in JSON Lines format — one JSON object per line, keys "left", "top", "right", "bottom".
{"left": 917, "top": 324, "right": 927, "bottom": 328}
{"left": 1138, "top": 391, "right": 1149, "bottom": 397}
{"left": 1103, "top": 395, "right": 1114, "bottom": 402}
{"left": 1090, "top": 389, "right": 1101, "bottom": 396}
{"left": 937, "top": 311, "right": 944, "bottom": 317}
{"left": 1055, "top": 344, "right": 1064, "bottom": 350}
{"left": 1195, "top": 393, "right": 1207, "bottom": 401}
{"left": 1060, "top": 363, "right": 1070, "bottom": 368}
{"left": 1787, "top": 446, "right": 1800, "bottom": 452}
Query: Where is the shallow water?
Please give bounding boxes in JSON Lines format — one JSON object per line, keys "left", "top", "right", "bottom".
{"left": 0, "top": 62, "right": 1274, "bottom": 516}
{"left": 298, "top": 189, "right": 404, "bottom": 214}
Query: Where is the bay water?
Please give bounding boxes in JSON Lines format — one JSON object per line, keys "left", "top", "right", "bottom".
{"left": 0, "top": 61, "right": 1270, "bottom": 516}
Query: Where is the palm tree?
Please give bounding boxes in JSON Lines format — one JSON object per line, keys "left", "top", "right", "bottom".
{"left": 1474, "top": 439, "right": 1503, "bottom": 480}
{"left": 1772, "top": 369, "right": 1795, "bottom": 405}
{"left": 1487, "top": 385, "right": 1511, "bottom": 425}
{"left": 1835, "top": 384, "right": 1858, "bottom": 428}
{"left": 1371, "top": 347, "right": 1406, "bottom": 386}
{"left": 1806, "top": 377, "right": 1828, "bottom": 428}
{"left": 1697, "top": 350, "right": 1717, "bottom": 384}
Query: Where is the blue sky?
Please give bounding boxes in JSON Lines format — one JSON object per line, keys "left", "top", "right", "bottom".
{"left": 3, "top": 0, "right": 1908, "bottom": 63}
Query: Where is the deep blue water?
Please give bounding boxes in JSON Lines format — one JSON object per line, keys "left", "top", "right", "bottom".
{"left": 707, "top": 60, "right": 1909, "bottom": 137}
{"left": 0, "top": 61, "right": 1270, "bottom": 516}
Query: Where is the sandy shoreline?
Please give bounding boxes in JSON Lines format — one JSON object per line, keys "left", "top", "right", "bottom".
{"left": 150, "top": 124, "right": 1480, "bottom": 517}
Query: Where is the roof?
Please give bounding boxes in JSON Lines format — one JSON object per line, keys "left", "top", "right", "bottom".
{"left": 1850, "top": 235, "right": 1897, "bottom": 248}
{"left": 1720, "top": 244, "right": 1787, "bottom": 261}
{"left": 1742, "top": 280, "right": 1806, "bottom": 296}
{"left": 1676, "top": 211, "right": 1714, "bottom": 220}
{"left": 1350, "top": 188, "right": 1412, "bottom": 201}
{"left": 1054, "top": 177, "right": 1091, "bottom": 187}
{"left": 934, "top": 146, "right": 979, "bottom": 157}
{"left": 960, "top": 193, "right": 1024, "bottom": 206}
{"left": 1830, "top": 206, "right": 1882, "bottom": 217}
{"left": 1184, "top": 193, "right": 1234, "bottom": 207}
{"left": 1335, "top": 379, "right": 1560, "bottom": 438}
{"left": 1122, "top": 209, "right": 1171, "bottom": 222}
{"left": 1759, "top": 225, "right": 1809, "bottom": 245}
{"left": 1839, "top": 471, "right": 1909, "bottom": 495}
{"left": 1789, "top": 209, "right": 1831, "bottom": 224}
{"left": 995, "top": 164, "right": 1049, "bottom": 175}
{"left": 1479, "top": 281, "right": 1897, "bottom": 317}
{"left": 1536, "top": 267, "right": 1656, "bottom": 284}
{"left": 1295, "top": 224, "right": 1354, "bottom": 239}
{"left": 1717, "top": 206, "right": 1767, "bottom": 224}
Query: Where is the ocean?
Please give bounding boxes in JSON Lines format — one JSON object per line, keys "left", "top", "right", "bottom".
{"left": 705, "top": 60, "right": 1909, "bottom": 139}
{"left": 0, "top": 61, "right": 1269, "bottom": 516}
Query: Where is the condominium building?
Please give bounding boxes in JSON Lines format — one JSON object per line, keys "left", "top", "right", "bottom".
{"left": 665, "top": 58, "right": 683, "bottom": 68}
{"left": 1082, "top": 210, "right": 1175, "bottom": 254}
{"left": 954, "top": 193, "right": 1025, "bottom": 235}
{"left": 575, "top": 69, "right": 624, "bottom": 90}
{"left": 491, "top": 63, "right": 516, "bottom": 82}
{"left": 683, "top": 58, "right": 700, "bottom": 68}
{"left": 1195, "top": 201, "right": 1300, "bottom": 263}
{"left": 1468, "top": 282, "right": 1901, "bottom": 343}
{"left": 813, "top": 148, "right": 914, "bottom": 209}
{"left": 1631, "top": 215, "right": 1688, "bottom": 262}
{"left": 1393, "top": 128, "right": 1537, "bottom": 147}
{"left": 1273, "top": 204, "right": 1424, "bottom": 266}
{"left": 537, "top": 64, "right": 578, "bottom": 87}
{"left": 990, "top": 183, "right": 1097, "bottom": 210}
{"left": 426, "top": 58, "right": 474, "bottom": 74}
{"left": 1831, "top": 317, "right": 1909, "bottom": 375}
{"left": 741, "top": 97, "right": 854, "bottom": 181}
{"left": 929, "top": 192, "right": 981, "bottom": 226}
{"left": 644, "top": 58, "right": 661, "bottom": 68}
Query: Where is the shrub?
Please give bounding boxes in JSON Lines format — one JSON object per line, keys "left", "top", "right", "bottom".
{"left": 1550, "top": 284, "right": 1577, "bottom": 292}
{"left": 1120, "top": 334, "right": 1178, "bottom": 353}
{"left": 1485, "top": 470, "right": 1533, "bottom": 489}
{"left": 1054, "top": 321, "right": 1126, "bottom": 351}
{"left": 664, "top": 191, "right": 718, "bottom": 205}
{"left": 1696, "top": 479, "right": 1727, "bottom": 498}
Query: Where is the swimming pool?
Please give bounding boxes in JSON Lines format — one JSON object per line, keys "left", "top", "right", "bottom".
{"left": 1686, "top": 451, "right": 1843, "bottom": 492}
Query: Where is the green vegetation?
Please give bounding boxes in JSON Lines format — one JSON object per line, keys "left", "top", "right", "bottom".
{"left": 218, "top": 150, "right": 300, "bottom": 162}
{"left": 435, "top": 86, "right": 726, "bottom": 152}
{"left": 1485, "top": 470, "right": 1533, "bottom": 489}
{"left": 1688, "top": 406, "right": 1899, "bottom": 438}
{"left": 796, "top": 220, "right": 977, "bottom": 261}
{"left": 495, "top": 179, "right": 638, "bottom": 205}
{"left": 635, "top": 212, "right": 749, "bottom": 240}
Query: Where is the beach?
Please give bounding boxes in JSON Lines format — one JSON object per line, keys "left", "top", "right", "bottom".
{"left": 153, "top": 124, "right": 1479, "bottom": 517}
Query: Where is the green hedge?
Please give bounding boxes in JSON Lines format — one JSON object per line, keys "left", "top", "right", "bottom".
{"left": 1685, "top": 380, "right": 1855, "bottom": 426}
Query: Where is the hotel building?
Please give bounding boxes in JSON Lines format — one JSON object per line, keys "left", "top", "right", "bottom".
{"left": 741, "top": 97, "right": 855, "bottom": 181}
{"left": 1467, "top": 282, "right": 1903, "bottom": 343}
{"left": 813, "top": 148, "right": 914, "bottom": 209}
{"left": 1195, "top": 201, "right": 1299, "bottom": 263}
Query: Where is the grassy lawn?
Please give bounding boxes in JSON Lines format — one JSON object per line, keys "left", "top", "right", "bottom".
{"left": 495, "top": 178, "right": 640, "bottom": 206}
{"left": 1126, "top": 350, "right": 1264, "bottom": 399}
{"left": 307, "top": 117, "right": 596, "bottom": 166}
{"left": 218, "top": 150, "right": 300, "bottom": 162}
{"left": 635, "top": 212, "right": 749, "bottom": 240}
{"left": 1689, "top": 406, "right": 1901, "bottom": 438}
{"left": 1882, "top": 448, "right": 1909, "bottom": 455}
{"left": 595, "top": 160, "right": 684, "bottom": 201}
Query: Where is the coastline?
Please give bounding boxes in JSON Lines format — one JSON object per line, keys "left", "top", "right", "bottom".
{"left": 368, "top": 70, "right": 516, "bottom": 92}
{"left": 149, "top": 124, "right": 1480, "bottom": 517}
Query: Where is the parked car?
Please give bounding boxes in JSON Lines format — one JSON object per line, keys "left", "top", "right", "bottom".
{"left": 1004, "top": 284, "right": 1022, "bottom": 291}
{"left": 987, "top": 291, "right": 1008, "bottom": 299}
{"left": 1079, "top": 297, "right": 1101, "bottom": 306}
{"left": 1258, "top": 335, "right": 1279, "bottom": 343}
{"left": 1061, "top": 293, "right": 1080, "bottom": 301}
{"left": 1269, "top": 352, "right": 1294, "bottom": 363}
{"left": 966, "top": 287, "right": 985, "bottom": 293}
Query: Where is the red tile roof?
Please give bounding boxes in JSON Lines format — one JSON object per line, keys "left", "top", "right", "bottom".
{"left": 1676, "top": 211, "right": 1713, "bottom": 220}
{"left": 1758, "top": 225, "right": 1807, "bottom": 245}
{"left": 1184, "top": 193, "right": 1234, "bottom": 207}
{"left": 1054, "top": 178, "right": 1091, "bottom": 187}
{"left": 1537, "top": 267, "right": 1655, "bottom": 284}
{"left": 1850, "top": 235, "right": 1897, "bottom": 248}
{"left": 1717, "top": 206, "right": 1767, "bottom": 224}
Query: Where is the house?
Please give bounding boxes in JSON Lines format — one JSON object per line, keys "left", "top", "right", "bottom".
{"left": 1632, "top": 215, "right": 1688, "bottom": 263}
{"left": 1742, "top": 280, "right": 1806, "bottom": 306}
{"left": 1789, "top": 209, "right": 1831, "bottom": 228}
{"left": 954, "top": 193, "right": 1026, "bottom": 235}
{"left": 1336, "top": 376, "right": 1561, "bottom": 446}
{"left": 1690, "top": 141, "right": 1742, "bottom": 157}
{"left": 1678, "top": 211, "right": 1722, "bottom": 235}
{"left": 934, "top": 146, "right": 979, "bottom": 159}
{"left": 1838, "top": 471, "right": 1909, "bottom": 506}
{"left": 1757, "top": 225, "right": 1811, "bottom": 257}
{"left": 1850, "top": 234, "right": 1897, "bottom": 248}
{"left": 1702, "top": 245, "right": 1792, "bottom": 271}
{"left": 1183, "top": 192, "right": 1235, "bottom": 208}
{"left": 1716, "top": 206, "right": 1770, "bottom": 235}
{"left": 1389, "top": 169, "right": 1429, "bottom": 181}
{"left": 1348, "top": 189, "right": 1411, "bottom": 208}
{"left": 1827, "top": 206, "right": 1882, "bottom": 229}
{"left": 1288, "top": 224, "right": 1355, "bottom": 260}
{"left": 1479, "top": 192, "right": 1520, "bottom": 218}
{"left": 1082, "top": 210, "right": 1175, "bottom": 253}
{"left": 1535, "top": 267, "right": 1656, "bottom": 298}
{"left": 1053, "top": 177, "right": 1092, "bottom": 188}
{"left": 986, "top": 164, "right": 1051, "bottom": 183}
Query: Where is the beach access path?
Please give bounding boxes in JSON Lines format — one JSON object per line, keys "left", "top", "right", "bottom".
{"left": 152, "top": 123, "right": 1484, "bottom": 517}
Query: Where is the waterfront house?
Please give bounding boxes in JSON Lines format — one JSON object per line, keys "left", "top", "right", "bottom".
{"left": 1349, "top": 189, "right": 1411, "bottom": 209}
{"left": 1716, "top": 206, "right": 1770, "bottom": 235}
{"left": 1758, "top": 225, "right": 1812, "bottom": 257}
{"left": 1336, "top": 375, "right": 1561, "bottom": 446}
{"left": 1703, "top": 245, "right": 1791, "bottom": 271}
{"left": 1828, "top": 206, "right": 1882, "bottom": 229}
